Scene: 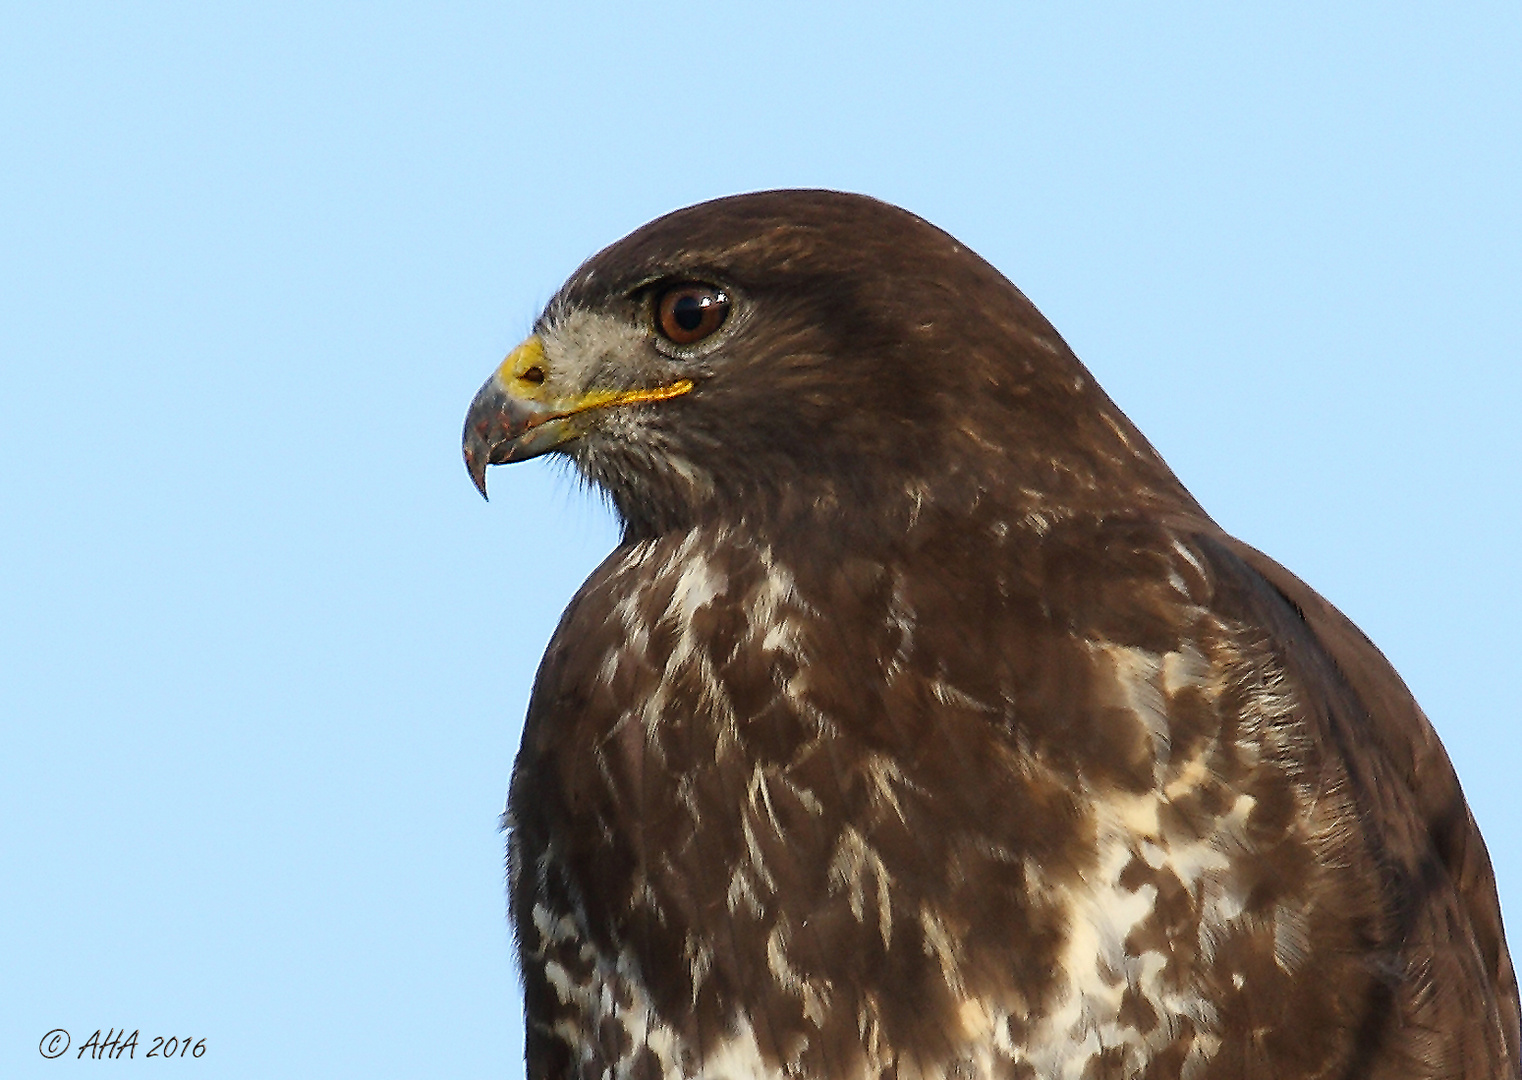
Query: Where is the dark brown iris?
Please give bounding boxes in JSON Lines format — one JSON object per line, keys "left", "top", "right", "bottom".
{"left": 656, "top": 283, "right": 729, "bottom": 345}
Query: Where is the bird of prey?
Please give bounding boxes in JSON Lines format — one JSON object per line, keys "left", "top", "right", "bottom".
{"left": 462, "top": 190, "right": 1519, "bottom": 1080}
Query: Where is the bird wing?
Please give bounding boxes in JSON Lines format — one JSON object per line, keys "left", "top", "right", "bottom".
{"left": 1198, "top": 530, "right": 1521, "bottom": 1076}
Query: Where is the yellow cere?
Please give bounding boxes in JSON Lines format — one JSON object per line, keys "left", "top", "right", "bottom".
{"left": 496, "top": 336, "right": 548, "bottom": 392}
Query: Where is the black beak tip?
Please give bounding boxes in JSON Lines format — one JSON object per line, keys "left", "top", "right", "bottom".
{"left": 464, "top": 447, "right": 490, "bottom": 500}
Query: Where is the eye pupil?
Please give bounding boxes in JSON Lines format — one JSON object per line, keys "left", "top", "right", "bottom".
{"left": 673, "top": 296, "right": 705, "bottom": 332}
{"left": 657, "top": 284, "right": 729, "bottom": 345}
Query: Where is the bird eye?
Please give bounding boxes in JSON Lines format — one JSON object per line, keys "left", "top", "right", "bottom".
{"left": 656, "top": 284, "right": 730, "bottom": 346}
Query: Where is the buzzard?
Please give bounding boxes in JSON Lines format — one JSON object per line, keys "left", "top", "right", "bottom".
{"left": 462, "top": 191, "right": 1519, "bottom": 1080}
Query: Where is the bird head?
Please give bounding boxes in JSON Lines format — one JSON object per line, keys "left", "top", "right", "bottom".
{"left": 464, "top": 190, "right": 1195, "bottom": 541}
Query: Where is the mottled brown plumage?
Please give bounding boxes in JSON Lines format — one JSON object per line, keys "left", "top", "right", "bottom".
{"left": 463, "top": 190, "right": 1519, "bottom": 1079}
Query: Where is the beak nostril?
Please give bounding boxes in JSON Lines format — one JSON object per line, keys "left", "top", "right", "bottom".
{"left": 520, "top": 366, "right": 546, "bottom": 385}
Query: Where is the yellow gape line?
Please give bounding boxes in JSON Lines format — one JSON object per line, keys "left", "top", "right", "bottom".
{"left": 577, "top": 379, "right": 695, "bottom": 413}
{"left": 494, "top": 335, "right": 693, "bottom": 417}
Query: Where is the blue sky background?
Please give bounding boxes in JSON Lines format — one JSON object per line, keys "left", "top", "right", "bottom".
{"left": 2, "top": 3, "right": 1518, "bottom": 1077}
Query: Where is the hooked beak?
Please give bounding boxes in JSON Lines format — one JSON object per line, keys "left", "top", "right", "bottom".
{"left": 462, "top": 335, "right": 693, "bottom": 499}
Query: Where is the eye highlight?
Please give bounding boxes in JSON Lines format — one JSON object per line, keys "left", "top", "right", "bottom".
{"left": 655, "top": 283, "right": 730, "bottom": 346}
